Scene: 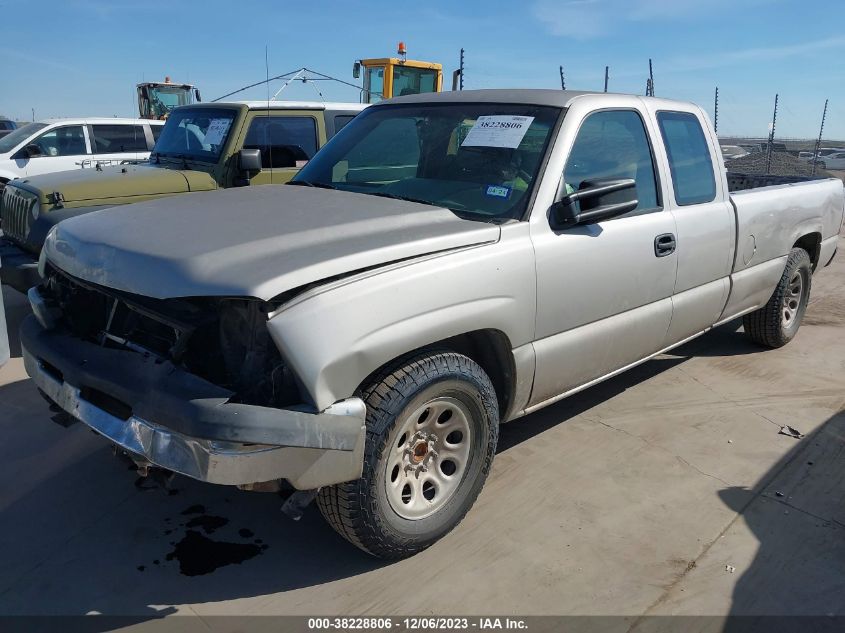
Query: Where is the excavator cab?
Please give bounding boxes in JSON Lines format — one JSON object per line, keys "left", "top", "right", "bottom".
{"left": 354, "top": 43, "right": 443, "bottom": 104}
{"left": 137, "top": 77, "right": 201, "bottom": 120}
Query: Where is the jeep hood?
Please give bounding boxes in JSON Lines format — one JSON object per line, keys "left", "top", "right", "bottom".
{"left": 44, "top": 185, "right": 500, "bottom": 301}
{"left": 15, "top": 164, "right": 215, "bottom": 204}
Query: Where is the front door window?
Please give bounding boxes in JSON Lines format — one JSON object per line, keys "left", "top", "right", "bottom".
{"left": 32, "top": 125, "right": 86, "bottom": 157}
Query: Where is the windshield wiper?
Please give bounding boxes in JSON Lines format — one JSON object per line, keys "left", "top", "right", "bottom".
{"left": 366, "top": 191, "right": 439, "bottom": 207}
{"left": 289, "top": 182, "right": 455, "bottom": 212}
{"left": 288, "top": 180, "right": 339, "bottom": 190}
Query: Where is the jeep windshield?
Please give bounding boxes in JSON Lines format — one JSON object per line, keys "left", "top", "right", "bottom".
{"left": 151, "top": 107, "right": 236, "bottom": 164}
{"left": 292, "top": 103, "right": 561, "bottom": 220}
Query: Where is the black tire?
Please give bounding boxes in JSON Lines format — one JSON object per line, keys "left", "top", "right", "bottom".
{"left": 743, "top": 247, "right": 812, "bottom": 348}
{"left": 317, "top": 351, "right": 499, "bottom": 559}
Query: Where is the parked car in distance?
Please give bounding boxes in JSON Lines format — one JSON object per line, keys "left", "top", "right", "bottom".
{"left": 23, "top": 89, "right": 844, "bottom": 559}
{"left": 0, "top": 101, "right": 366, "bottom": 293}
{"left": 0, "top": 118, "right": 164, "bottom": 191}
{"left": 721, "top": 144, "right": 749, "bottom": 161}
{"left": 816, "top": 151, "right": 845, "bottom": 170}
{"left": 0, "top": 119, "right": 16, "bottom": 140}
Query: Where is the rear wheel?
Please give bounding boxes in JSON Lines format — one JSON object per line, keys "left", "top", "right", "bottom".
{"left": 317, "top": 351, "right": 499, "bottom": 559}
{"left": 743, "top": 247, "right": 812, "bottom": 348}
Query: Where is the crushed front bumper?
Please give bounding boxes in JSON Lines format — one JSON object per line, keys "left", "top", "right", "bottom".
{"left": 0, "top": 238, "right": 40, "bottom": 294}
{"left": 21, "top": 313, "right": 366, "bottom": 489}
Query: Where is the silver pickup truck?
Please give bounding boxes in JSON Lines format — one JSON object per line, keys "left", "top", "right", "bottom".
{"left": 21, "top": 90, "right": 844, "bottom": 559}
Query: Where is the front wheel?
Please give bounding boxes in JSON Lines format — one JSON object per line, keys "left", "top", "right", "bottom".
{"left": 317, "top": 352, "right": 499, "bottom": 559}
{"left": 743, "top": 247, "right": 812, "bottom": 348}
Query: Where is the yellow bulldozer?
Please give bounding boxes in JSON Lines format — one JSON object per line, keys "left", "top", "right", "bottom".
{"left": 353, "top": 43, "right": 445, "bottom": 104}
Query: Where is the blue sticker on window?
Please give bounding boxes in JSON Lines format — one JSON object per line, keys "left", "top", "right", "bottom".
{"left": 485, "top": 185, "right": 512, "bottom": 199}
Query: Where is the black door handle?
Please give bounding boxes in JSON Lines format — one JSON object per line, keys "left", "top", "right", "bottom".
{"left": 654, "top": 233, "right": 676, "bottom": 257}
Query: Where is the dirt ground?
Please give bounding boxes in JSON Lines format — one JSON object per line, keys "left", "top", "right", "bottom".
{"left": 1, "top": 241, "right": 844, "bottom": 625}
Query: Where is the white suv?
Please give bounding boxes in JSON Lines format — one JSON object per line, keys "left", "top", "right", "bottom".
{"left": 0, "top": 118, "right": 164, "bottom": 190}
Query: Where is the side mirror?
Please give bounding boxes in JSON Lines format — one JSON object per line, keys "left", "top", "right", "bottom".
{"left": 353, "top": 61, "right": 361, "bottom": 79}
{"left": 24, "top": 144, "right": 44, "bottom": 158}
{"left": 551, "top": 178, "right": 638, "bottom": 229}
{"left": 194, "top": 88, "right": 202, "bottom": 103}
{"left": 238, "top": 148, "right": 262, "bottom": 173}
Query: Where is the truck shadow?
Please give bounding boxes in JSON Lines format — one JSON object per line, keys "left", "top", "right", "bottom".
{"left": 717, "top": 409, "right": 845, "bottom": 624}
{"left": 0, "top": 317, "right": 786, "bottom": 624}
{"left": 498, "top": 318, "right": 751, "bottom": 452}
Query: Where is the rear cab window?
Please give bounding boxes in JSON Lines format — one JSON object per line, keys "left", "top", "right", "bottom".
{"left": 656, "top": 111, "right": 717, "bottom": 206}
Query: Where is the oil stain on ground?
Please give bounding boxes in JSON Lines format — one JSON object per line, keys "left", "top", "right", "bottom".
{"left": 137, "top": 504, "right": 269, "bottom": 577}
{"left": 166, "top": 530, "right": 264, "bottom": 576}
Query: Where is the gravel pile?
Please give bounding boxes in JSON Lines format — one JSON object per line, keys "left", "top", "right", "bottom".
{"left": 727, "top": 151, "right": 832, "bottom": 178}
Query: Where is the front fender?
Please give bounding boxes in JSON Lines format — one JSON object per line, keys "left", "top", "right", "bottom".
{"left": 266, "top": 223, "right": 536, "bottom": 411}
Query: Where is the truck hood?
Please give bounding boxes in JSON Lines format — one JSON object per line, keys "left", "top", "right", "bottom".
{"left": 14, "top": 164, "right": 215, "bottom": 204}
{"left": 44, "top": 185, "right": 500, "bottom": 301}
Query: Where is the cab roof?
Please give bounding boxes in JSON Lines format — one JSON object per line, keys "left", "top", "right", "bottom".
{"left": 383, "top": 89, "right": 592, "bottom": 108}
{"left": 232, "top": 101, "right": 368, "bottom": 112}
{"left": 382, "top": 88, "right": 692, "bottom": 110}
{"left": 35, "top": 117, "right": 163, "bottom": 125}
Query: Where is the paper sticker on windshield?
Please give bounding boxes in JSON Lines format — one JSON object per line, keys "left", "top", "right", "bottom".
{"left": 461, "top": 115, "right": 535, "bottom": 149}
{"left": 203, "top": 118, "right": 231, "bottom": 146}
{"left": 485, "top": 184, "right": 512, "bottom": 199}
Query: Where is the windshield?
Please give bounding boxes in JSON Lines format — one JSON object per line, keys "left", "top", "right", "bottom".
{"left": 393, "top": 66, "right": 438, "bottom": 97}
{"left": 145, "top": 85, "right": 194, "bottom": 119}
{"left": 292, "top": 103, "right": 561, "bottom": 220}
{"left": 152, "top": 107, "right": 236, "bottom": 163}
{"left": 0, "top": 122, "right": 47, "bottom": 154}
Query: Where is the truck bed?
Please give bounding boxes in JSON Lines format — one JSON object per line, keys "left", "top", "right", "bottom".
{"left": 727, "top": 171, "right": 828, "bottom": 192}
{"left": 720, "top": 175, "right": 844, "bottom": 320}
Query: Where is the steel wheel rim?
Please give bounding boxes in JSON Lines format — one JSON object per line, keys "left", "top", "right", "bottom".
{"left": 384, "top": 396, "right": 473, "bottom": 520}
{"left": 782, "top": 270, "right": 804, "bottom": 329}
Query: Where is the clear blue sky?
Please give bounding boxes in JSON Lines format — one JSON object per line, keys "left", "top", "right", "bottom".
{"left": 2, "top": 0, "right": 843, "bottom": 139}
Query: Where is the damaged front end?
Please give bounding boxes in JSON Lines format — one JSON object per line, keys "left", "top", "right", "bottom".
{"left": 21, "top": 266, "right": 366, "bottom": 490}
